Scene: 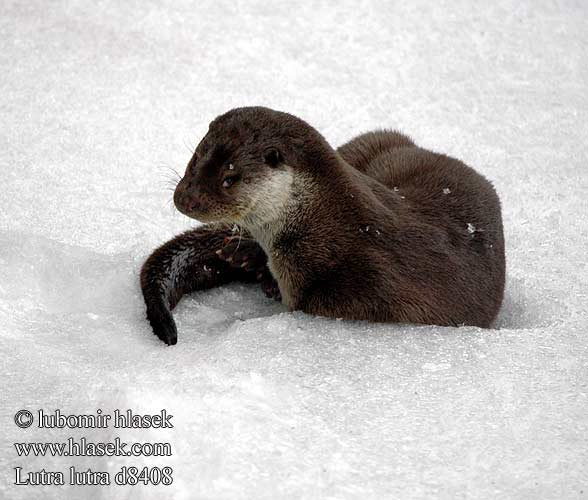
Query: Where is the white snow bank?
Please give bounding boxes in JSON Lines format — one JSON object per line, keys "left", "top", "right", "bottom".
{"left": 1, "top": 0, "right": 587, "bottom": 498}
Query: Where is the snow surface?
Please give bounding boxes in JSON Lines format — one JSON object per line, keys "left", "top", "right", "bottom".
{"left": 1, "top": 0, "right": 587, "bottom": 498}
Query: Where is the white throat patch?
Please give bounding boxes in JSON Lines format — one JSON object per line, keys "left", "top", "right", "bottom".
{"left": 243, "top": 169, "right": 317, "bottom": 249}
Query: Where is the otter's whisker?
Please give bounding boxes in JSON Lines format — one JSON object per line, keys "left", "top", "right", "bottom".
{"left": 158, "top": 165, "right": 182, "bottom": 182}
{"left": 182, "top": 138, "right": 197, "bottom": 155}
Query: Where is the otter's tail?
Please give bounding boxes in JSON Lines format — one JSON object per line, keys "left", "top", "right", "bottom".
{"left": 140, "top": 224, "right": 255, "bottom": 345}
{"left": 337, "top": 130, "right": 415, "bottom": 172}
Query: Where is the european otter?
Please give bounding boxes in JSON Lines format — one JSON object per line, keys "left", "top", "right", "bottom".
{"left": 141, "top": 107, "right": 505, "bottom": 345}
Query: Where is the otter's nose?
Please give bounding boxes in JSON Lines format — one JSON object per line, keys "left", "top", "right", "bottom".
{"left": 181, "top": 193, "right": 204, "bottom": 212}
{"left": 182, "top": 196, "right": 203, "bottom": 212}
{"left": 174, "top": 184, "right": 205, "bottom": 214}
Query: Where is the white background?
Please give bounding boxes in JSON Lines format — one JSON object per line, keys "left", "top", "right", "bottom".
{"left": 1, "top": 0, "right": 587, "bottom": 498}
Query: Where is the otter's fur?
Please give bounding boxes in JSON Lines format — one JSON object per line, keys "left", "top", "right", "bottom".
{"left": 141, "top": 107, "right": 505, "bottom": 345}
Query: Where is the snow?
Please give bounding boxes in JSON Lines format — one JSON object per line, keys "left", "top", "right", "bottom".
{"left": 1, "top": 0, "right": 587, "bottom": 498}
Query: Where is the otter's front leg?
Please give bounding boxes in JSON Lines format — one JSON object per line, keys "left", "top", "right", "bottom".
{"left": 140, "top": 224, "right": 259, "bottom": 345}
{"left": 216, "top": 235, "right": 282, "bottom": 301}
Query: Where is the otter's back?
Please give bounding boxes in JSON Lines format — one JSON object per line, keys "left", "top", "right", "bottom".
{"left": 338, "top": 133, "right": 505, "bottom": 326}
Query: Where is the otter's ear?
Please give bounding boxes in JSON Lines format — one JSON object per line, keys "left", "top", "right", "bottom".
{"left": 263, "top": 147, "right": 282, "bottom": 167}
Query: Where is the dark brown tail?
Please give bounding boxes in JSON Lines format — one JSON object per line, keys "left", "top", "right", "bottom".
{"left": 140, "top": 224, "right": 257, "bottom": 345}
{"left": 337, "top": 130, "right": 415, "bottom": 173}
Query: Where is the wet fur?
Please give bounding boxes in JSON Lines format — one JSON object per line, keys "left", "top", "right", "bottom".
{"left": 141, "top": 108, "right": 505, "bottom": 344}
{"left": 140, "top": 224, "right": 261, "bottom": 344}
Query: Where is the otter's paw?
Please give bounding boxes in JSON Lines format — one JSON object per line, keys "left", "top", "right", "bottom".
{"left": 216, "top": 236, "right": 267, "bottom": 272}
{"left": 257, "top": 269, "right": 282, "bottom": 302}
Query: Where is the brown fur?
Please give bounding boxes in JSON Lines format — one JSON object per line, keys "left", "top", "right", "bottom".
{"left": 141, "top": 107, "right": 505, "bottom": 344}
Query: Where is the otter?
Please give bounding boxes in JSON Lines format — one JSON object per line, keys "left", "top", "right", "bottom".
{"left": 141, "top": 107, "right": 505, "bottom": 345}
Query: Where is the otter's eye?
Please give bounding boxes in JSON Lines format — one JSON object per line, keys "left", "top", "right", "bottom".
{"left": 263, "top": 147, "right": 282, "bottom": 167}
{"left": 222, "top": 175, "right": 239, "bottom": 189}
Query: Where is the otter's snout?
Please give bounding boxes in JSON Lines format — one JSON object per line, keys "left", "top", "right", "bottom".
{"left": 174, "top": 182, "right": 207, "bottom": 217}
{"left": 179, "top": 196, "right": 203, "bottom": 212}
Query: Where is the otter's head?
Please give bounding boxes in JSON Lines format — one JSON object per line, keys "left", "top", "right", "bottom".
{"left": 174, "top": 107, "right": 330, "bottom": 227}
